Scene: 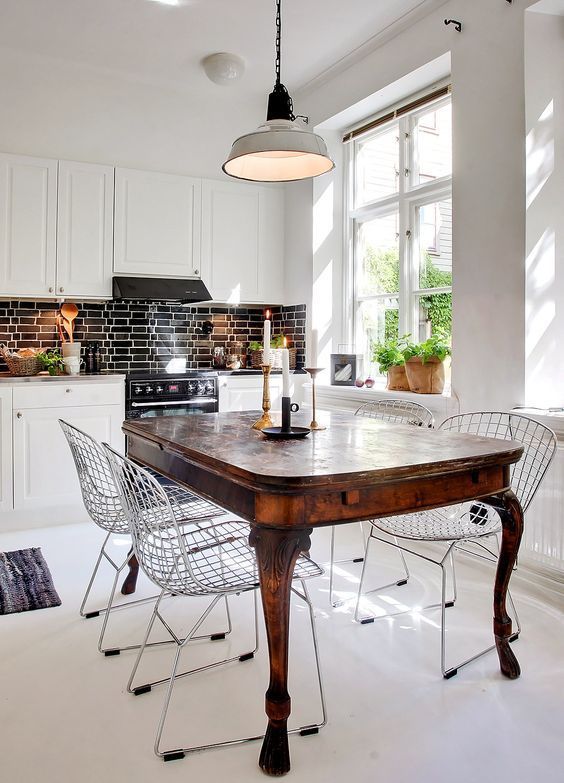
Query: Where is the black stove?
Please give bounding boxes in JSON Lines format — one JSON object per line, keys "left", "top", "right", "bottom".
{"left": 125, "top": 369, "right": 219, "bottom": 419}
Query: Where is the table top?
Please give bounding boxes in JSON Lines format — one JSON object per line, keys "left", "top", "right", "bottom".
{"left": 123, "top": 409, "right": 523, "bottom": 492}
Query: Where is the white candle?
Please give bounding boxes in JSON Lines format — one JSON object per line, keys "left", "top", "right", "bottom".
{"left": 309, "top": 328, "right": 318, "bottom": 367}
{"left": 263, "top": 317, "right": 271, "bottom": 366}
{"left": 282, "top": 348, "right": 290, "bottom": 397}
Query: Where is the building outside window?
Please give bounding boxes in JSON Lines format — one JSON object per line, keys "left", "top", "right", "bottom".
{"left": 345, "top": 91, "right": 452, "bottom": 376}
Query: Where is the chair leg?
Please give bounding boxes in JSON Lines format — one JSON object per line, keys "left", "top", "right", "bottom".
{"left": 80, "top": 533, "right": 111, "bottom": 618}
{"left": 131, "top": 591, "right": 259, "bottom": 696}
{"left": 329, "top": 522, "right": 367, "bottom": 608}
{"left": 154, "top": 584, "right": 326, "bottom": 762}
{"left": 354, "top": 531, "right": 412, "bottom": 623}
{"left": 292, "top": 580, "right": 327, "bottom": 734}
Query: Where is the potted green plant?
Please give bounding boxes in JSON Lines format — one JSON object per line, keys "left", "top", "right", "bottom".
{"left": 404, "top": 332, "right": 451, "bottom": 394}
{"left": 37, "top": 349, "right": 65, "bottom": 376}
{"left": 373, "top": 335, "right": 413, "bottom": 391}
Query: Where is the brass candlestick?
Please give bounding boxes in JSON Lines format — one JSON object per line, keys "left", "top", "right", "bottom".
{"left": 305, "top": 367, "right": 326, "bottom": 431}
{"left": 252, "top": 364, "right": 274, "bottom": 430}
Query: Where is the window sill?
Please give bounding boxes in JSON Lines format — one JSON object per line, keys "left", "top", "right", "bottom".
{"left": 307, "top": 381, "right": 458, "bottom": 423}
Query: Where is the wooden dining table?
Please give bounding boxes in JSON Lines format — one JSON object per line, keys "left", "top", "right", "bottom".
{"left": 123, "top": 408, "right": 524, "bottom": 777}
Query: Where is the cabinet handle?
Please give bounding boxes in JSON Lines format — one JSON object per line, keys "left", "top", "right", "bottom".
{"left": 59, "top": 287, "right": 64, "bottom": 293}
{"left": 16, "top": 412, "right": 22, "bottom": 419}
{"left": 48, "top": 287, "right": 53, "bottom": 293}
{"left": 65, "top": 388, "right": 72, "bottom": 393}
{"left": 193, "top": 269, "right": 199, "bottom": 275}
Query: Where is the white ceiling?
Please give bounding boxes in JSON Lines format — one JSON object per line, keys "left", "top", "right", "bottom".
{"left": 0, "top": 0, "right": 440, "bottom": 95}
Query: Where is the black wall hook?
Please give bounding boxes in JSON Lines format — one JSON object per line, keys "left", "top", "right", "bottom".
{"left": 444, "top": 18, "right": 462, "bottom": 32}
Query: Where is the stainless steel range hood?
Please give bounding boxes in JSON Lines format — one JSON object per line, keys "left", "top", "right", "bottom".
{"left": 112, "top": 276, "right": 212, "bottom": 304}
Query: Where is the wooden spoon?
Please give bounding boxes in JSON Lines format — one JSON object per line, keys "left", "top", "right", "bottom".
{"left": 56, "top": 315, "right": 66, "bottom": 344}
{"left": 60, "top": 303, "right": 79, "bottom": 343}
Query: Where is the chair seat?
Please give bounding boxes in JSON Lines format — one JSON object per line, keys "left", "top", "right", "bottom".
{"left": 141, "top": 520, "right": 323, "bottom": 596}
{"left": 372, "top": 502, "right": 501, "bottom": 542}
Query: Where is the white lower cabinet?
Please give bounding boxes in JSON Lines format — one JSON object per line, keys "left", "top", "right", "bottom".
{"left": 218, "top": 375, "right": 283, "bottom": 413}
{"left": 10, "top": 381, "right": 124, "bottom": 513}
{"left": 0, "top": 388, "right": 13, "bottom": 513}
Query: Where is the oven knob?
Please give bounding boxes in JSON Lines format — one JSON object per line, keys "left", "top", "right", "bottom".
{"left": 134, "top": 386, "right": 143, "bottom": 395}
{"left": 197, "top": 381, "right": 206, "bottom": 395}
{"left": 188, "top": 381, "right": 197, "bottom": 394}
{"left": 145, "top": 385, "right": 153, "bottom": 394}
{"left": 156, "top": 385, "right": 164, "bottom": 394}
{"left": 205, "top": 381, "right": 214, "bottom": 395}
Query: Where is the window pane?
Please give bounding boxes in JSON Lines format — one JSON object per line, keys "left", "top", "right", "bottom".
{"left": 415, "top": 292, "right": 452, "bottom": 342}
{"left": 415, "top": 102, "right": 452, "bottom": 184}
{"left": 358, "top": 213, "right": 399, "bottom": 296}
{"left": 355, "top": 123, "right": 399, "bottom": 205}
{"left": 417, "top": 198, "right": 452, "bottom": 289}
{"left": 359, "top": 297, "right": 399, "bottom": 373}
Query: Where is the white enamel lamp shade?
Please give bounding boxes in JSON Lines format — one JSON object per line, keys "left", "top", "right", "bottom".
{"left": 223, "top": 120, "right": 335, "bottom": 182}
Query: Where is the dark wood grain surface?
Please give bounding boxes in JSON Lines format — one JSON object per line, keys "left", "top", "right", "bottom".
{"left": 123, "top": 409, "right": 522, "bottom": 488}
{"left": 123, "top": 409, "right": 525, "bottom": 777}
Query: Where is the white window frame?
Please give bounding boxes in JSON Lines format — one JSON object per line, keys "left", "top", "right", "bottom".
{"left": 344, "top": 93, "right": 452, "bottom": 360}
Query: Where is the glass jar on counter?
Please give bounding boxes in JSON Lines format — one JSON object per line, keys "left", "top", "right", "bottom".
{"left": 226, "top": 341, "right": 246, "bottom": 370}
{"left": 212, "top": 346, "right": 226, "bottom": 368}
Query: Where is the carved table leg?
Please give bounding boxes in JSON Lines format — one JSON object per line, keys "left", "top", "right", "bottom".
{"left": 249, "top": 525, "right": 313, "bottom": 777}
{"left": 481, "top": 489, "right": 524, "bottom": 679}
{"left": 120, "top": 548, "right": 139, "bottom": 596}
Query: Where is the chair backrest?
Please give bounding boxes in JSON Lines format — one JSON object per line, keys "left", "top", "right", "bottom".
{"left": 102, "top": 444, "right": 190, "bottom": 593}
{"left": 440, "top": 412, "right": 557, "bottom": 512}
{"left": 59, "top": 420, "right": 128, "bottom": 534}
{"left": 355, "top": 399, "right": 435, "bottom": 428}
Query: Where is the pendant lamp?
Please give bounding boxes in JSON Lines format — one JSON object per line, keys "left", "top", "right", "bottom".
{"left": 222, "top": 0, "right": 334, "bottom": 182}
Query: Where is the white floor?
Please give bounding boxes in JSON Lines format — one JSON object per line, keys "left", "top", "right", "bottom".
{"left": 1, "top": 520, "right": 563, "bottom": 783}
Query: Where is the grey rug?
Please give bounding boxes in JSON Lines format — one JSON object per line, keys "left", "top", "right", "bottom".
{"left": 0, "top": 547, "right": 61, "bottom": 614}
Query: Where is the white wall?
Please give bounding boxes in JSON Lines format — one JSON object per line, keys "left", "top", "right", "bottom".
{"left": 0, "top": 45, "right": 264, "bottom": 180}
{"left": 293, "top": 0, "right": 535, "bottom": 412}
{"left": 524, "top": 10, "right": 564, "bottom": 406}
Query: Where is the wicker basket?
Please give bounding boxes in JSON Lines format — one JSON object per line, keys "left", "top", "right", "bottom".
{"left": 250, "top": 348, "right": 297, "bottom": 369}
{"left": 0, "top": 345, "right": 43, "bottom": 376}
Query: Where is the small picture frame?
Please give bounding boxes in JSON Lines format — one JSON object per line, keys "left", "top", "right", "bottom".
{"left": 330, "top": 354, "right": 362, "bottom": 386}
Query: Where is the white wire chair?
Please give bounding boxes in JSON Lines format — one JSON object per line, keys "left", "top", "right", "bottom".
{"left": 354, "top": 411, "right": 557, "bottom": 678}
{"left": 103, "top": 444, "right": 327, "bottom": 763}
{"left": 59, "top": 419, "right": 225, "bottom": 655}
{"left": 328, "top": 399, "right": 435, "bottom": 607}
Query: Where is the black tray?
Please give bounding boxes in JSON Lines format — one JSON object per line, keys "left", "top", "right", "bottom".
{"left": 262, "top": 426, "right": 311, "bottom": 439}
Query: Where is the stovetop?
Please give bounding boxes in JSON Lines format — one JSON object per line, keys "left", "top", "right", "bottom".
{"left": 127, "top": 369, "right": 219, "bottom": 380}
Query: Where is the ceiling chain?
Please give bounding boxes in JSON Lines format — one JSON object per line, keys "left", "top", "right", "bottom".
{"left": 275, "top": 0, "right": 281, "bottom": 85}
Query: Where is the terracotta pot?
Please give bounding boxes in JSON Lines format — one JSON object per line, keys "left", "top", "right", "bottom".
{"left": 405, "top": 357, "right": 445, "bottom": 394}
{"left": 386, "top": 364, "right": 410, "bottom": 391}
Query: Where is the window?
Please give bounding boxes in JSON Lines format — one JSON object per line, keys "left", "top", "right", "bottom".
{"left": 346, "top": 92, "right": 452, "bottom": 374}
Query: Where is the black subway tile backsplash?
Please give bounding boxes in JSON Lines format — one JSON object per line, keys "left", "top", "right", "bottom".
{"left": 0, "top": 301, "right": 306, "bottom": 372}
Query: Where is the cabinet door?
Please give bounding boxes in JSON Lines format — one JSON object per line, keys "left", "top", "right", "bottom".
{"left": 257, "top": 186, "right": 284, "bottom": 304}
{"left": 201, "top": 180, "right": 285, "bottom": 305}
{"left": 201, "top": 180, "right": 260, "bottom": 303}
{"left": 114, "top": 167, "right": 201, "bottom": 278}
{"left": 0, "top": 153, "right": 57, "bottom": 297}
{"left": 57, "top": 161, "right": 114, "bottom": 298}
{"left": 219, "top": 376, "right": 282, "bottom": 412}
{"left": 0, "top": 387, "right": 13, "bottom": 512}
{"left": 13, "top": 404, "right": 123, "bottom": 511}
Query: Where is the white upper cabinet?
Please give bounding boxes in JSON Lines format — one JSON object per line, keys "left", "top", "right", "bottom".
{"left": 201, "top": 179, "right": 284, "bottom": 305}
{"left": 57, "top": 161, "right": 114, "bottom": 298}
{"left": 0, "top": 153, "right": 57, "bottom": 298}
{"left": 114, "top": 168, "right": 201, "bottom": 278}
{"left": 257, "top": 186, "right": 284, "bottom": 304}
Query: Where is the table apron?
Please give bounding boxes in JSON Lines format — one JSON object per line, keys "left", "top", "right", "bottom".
{"left": 127, "top": 434, "right": 511, "bottom": 529}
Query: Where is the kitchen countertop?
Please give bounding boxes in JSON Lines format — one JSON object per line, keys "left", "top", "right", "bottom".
{"left": 0, "top": 372, "right": 126, "bottom": 384}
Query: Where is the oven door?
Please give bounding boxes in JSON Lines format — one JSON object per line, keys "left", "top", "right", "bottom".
{"left": 127, "top": 398, "right": 218, "bottom": 419}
